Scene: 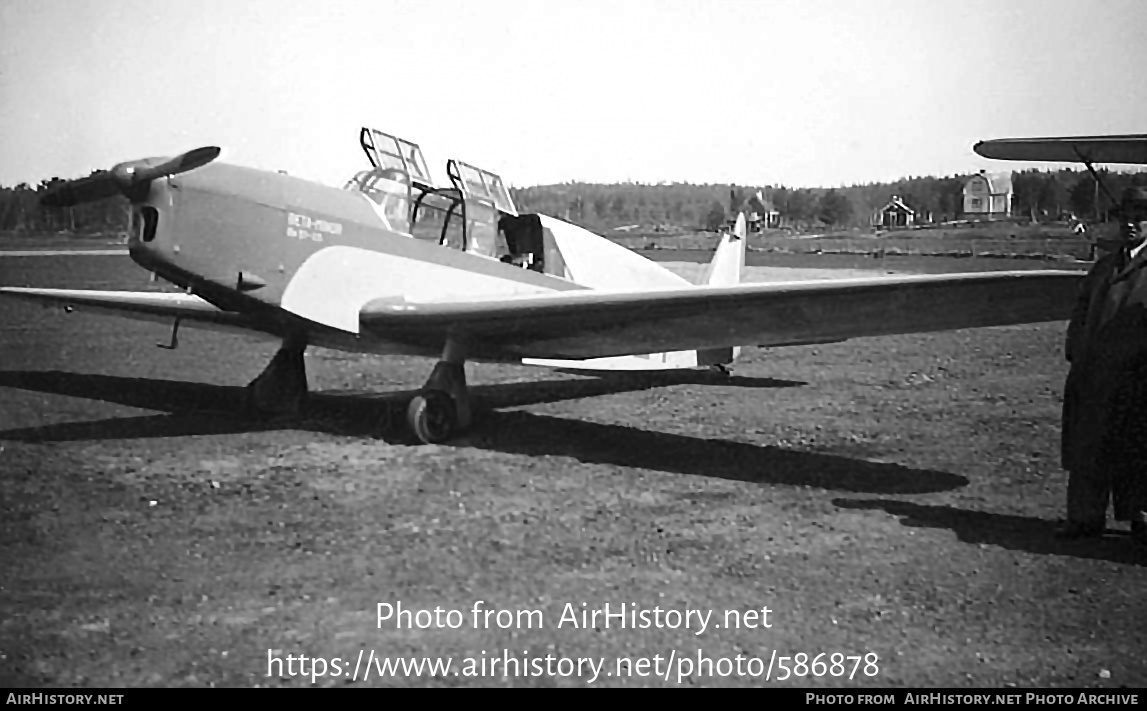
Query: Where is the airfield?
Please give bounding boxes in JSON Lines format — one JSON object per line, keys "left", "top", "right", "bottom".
{"left": 1, "top": 248, "right": 1144, "bottom": 688}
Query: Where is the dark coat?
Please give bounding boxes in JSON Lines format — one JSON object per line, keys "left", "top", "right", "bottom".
{"left": 1062, "top": 246, "right": 1147, "bottom": 472}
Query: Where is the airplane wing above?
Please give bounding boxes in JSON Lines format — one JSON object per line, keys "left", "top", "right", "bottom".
{"left": 0, "top": 287, "right": 262, "bottom": 335}
{"left": 360, "top": 270, "right": 1084, "bottom": 360}
{"left": 973, "top": 135, "right": 1147, "bottom": 164}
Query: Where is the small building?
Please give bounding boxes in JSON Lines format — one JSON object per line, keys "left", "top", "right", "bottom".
{"left": 963, "top": 170, "right": 1013, "bottom": 217}
{"left": 728, "top": 190, "right": 781, "bottom": 231}
{"left": 747, "top": 190, "right": 781, "bottom": 229}
{"left": 873, "top": 195, "right": 915, "bottom": 229}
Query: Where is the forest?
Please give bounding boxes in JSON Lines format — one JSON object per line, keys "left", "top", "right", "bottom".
{"left": 1, "top": 167, "right": 1144, "bottom": 237}
{"left": 510, "top": 168, "right": 1147, "bottom": 233}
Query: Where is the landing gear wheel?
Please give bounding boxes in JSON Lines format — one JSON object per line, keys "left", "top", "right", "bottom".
{"left": 407, "top": 391, "right": 457, "bottom": 444}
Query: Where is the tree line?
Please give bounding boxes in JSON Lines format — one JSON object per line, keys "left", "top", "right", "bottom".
{"left": 511, "top": 168, "right": 1147, "bottom": 232}
{"left": 0, "top": 177, "right": 130, "bottom": 234}
{"left": 2, "top": 167, "right": 1144, "bottom": 236}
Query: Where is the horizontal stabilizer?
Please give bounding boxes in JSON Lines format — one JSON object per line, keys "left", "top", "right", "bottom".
{"left": 523, "top": 351, "right": 701, "bottom": 371}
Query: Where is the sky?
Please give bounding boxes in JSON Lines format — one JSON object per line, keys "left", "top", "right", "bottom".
{"left": 2, "top": 0, "right": 1145, "bottom": 190}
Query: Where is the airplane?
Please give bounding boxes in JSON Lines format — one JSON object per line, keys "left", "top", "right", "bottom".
{"left": 1, "top": 127, "right": 1085, "bottom": 445}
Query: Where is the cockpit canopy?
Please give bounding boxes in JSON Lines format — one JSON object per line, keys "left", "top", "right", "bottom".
{"left": 360, "top": 128, "right": 432, "bottom": 188}
{"left": 345, "top": 126, "right": 566, "bottom": 278}
{"left": 346, "top": 167, "right": 413, "bottom": 234}
{"left": 346, "top": 127, "right": 521, "bottom": 263}
{"left": 448, "top": 159, "right": 517, "bottom": 215}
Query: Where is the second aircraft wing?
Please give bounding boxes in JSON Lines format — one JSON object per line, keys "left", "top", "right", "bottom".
{"left": 973, "top": 135, "right": 1147, "bottom": 165}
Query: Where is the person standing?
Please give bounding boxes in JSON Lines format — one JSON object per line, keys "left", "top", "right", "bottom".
{"left": 1059, "top": 185, "right": 1147, "bottom": 542}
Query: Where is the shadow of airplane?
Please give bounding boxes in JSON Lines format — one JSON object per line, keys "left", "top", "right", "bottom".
{"left": 467, "top": 410, "right": 967, "bottom": 494}
{"left": 834, "top": 498, "right": 1147, "bottom": 566}
{"left": 0, "top": 368, "right": 801, "bottom": 441}
{"left": 0, "top": 369, "right": 968, "bottom": 497}
{"left": 0, "top": 369, "right": 966, "bottom": 495}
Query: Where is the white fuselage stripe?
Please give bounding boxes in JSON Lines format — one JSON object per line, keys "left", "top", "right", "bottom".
{"left": 279, "top": 245, "right": 559, "bottom": 333}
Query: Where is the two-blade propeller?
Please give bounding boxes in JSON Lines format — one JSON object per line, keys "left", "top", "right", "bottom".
{"left": 40, "top": 146, "right": 222, "bottom": 207}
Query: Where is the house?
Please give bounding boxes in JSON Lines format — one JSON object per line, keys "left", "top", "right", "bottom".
{"left": 728, "top": 189, "right": 781, "bottom": 231}
{"left": 747, "top": 190, "right": 781, "bottom": 229}
{"left": 873, "top": 195, "right": 915, "bottom": 229}
{"left": 963, "top": 170, "right": 1013, "bottom": 217}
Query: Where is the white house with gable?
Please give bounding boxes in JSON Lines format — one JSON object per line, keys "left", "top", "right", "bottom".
{"left": 963, "top": 170, "right": 1013, "bottom": 217}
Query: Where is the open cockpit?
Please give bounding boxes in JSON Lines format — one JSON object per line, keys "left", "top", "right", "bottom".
{"left": 346, "top": 127, "right": 567, "bottom": 277}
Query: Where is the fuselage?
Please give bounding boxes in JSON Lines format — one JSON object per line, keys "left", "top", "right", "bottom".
{"left": 129, "top": 162, "right": 583, "bottom": 356}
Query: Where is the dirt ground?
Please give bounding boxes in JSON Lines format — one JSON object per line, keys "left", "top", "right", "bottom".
{"left": 0, "top": 252, "right": 1142, "bottom": 688}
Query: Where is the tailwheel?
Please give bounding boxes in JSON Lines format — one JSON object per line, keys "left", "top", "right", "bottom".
{"left": 407, "top": 390, "right": 457, "bottom": 444}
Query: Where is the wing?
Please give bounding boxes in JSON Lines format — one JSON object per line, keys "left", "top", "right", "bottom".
{"left": 0, "top": 287, "right": 264, "bottom": 336}
{"left": 360, "top": 270, "right": 1084, "bottom": 360}
{"left": 973, "top": 135, "right": 1147, "bottom": 164}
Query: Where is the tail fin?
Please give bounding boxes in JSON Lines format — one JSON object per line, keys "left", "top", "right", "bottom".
{"left": 695, "top": 213, "right": 747, "bottom": 368}
{"left": 701, "top": 211, "right": 747, "bottom": 287}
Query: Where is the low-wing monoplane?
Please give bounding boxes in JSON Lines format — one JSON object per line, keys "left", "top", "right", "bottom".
{"left": 3, "top": 128, "right": 1084, "bottom": 443}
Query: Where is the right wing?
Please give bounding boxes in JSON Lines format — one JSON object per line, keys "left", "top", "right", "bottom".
{"left": 0, "top": 287, "right": 264, "bottom": 336}
{"left": 973, "top": 135, "right": 1147, "bottom": 164}
{"left": 360, "top": 270, "right": 1085, "bottom": 360}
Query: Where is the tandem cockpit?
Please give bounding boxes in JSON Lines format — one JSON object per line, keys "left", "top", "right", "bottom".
{"left": 346, "top": 127, "right": 564, "bottom": 276}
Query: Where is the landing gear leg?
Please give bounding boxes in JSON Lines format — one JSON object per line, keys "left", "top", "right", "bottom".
{"left": 708, "top": 363, "right": 732, "bottom": 379}
{"left": 697, "top": 346, "right": 736, "bottom": 380}
{"left": 407, "top": 337, "right": 471, "bottom": 444}
{"left": 246, "top": 336, "right": 308, "bottom": 418}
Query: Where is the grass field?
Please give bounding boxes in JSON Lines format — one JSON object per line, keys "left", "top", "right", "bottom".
{"left": 640, "top": 249, "right": 1091, "bottom": 275}
{"left": 612, "top": 222, "right": 1101, "bottom": 262}
{"left": 0, "top": 253, "right": 1143, "bottom": 688}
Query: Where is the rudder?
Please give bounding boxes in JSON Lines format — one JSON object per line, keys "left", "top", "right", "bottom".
{"left": 695, "top": 212, "right": 747, "bottom": 366}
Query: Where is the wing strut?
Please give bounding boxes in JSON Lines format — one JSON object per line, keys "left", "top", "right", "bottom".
{"left": 1073, "top": 146, "right": 1120, "bottom": 210}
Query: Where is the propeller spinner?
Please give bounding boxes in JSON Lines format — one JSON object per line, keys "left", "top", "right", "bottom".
{"left": 40, "top": 146, "right": 222, "bottom": 207}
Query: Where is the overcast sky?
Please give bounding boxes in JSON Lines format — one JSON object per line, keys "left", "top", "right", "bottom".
{"left": 2, "top": 0, "right": 1144, "bottom": 189}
